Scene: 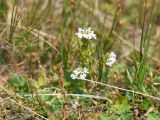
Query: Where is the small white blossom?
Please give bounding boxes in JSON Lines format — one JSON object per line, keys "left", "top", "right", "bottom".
{"left": 75, "top": 28, "right": 84, "bottom": 39}
{"left": 75, "top": 27, "right": 97, "bottom": 40}
{"left": 73, "top": 68, "right": 81, "bottom": 76}
{"left": 110, "top": 51, "right": 116, "bottom": 58}
{"left": 71, "top": 67, "right": 89, "bottom": 79}
{"left": 106, "top": 58, "right": 116, "bottom": 66}
{"left": 71, "top": 74, "right": 77, "bottom": 79}
{"left": 106, "top": 52, "right": 116, "bottom": 66}
{"left": 79, "top": 73, "right": 87, "bottom": 79}
{"left": 83, "top": 67, "right": 89, "bottom": 74}
{"left": 71, "top": 101, "right": 79, "bottom": 109}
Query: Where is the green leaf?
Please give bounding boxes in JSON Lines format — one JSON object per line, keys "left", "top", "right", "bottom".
{"left": 124, "top": 69, "right": 133, "bottom": 85}
{"left": 111, "top": 103, "right": 131, "bottom": 112}
{"left": 111, "top": 97, "right": 132, "bottom": 112}
{"left": 121, "top": 111, "right": 133, "bottom": 120}
{"left": 37, "top": 76, "right": 46, "bottom": 87}
{"left": 154, "top": 76, "right": 160, "bottom": 83}
{"left": 99, "top": 113, "right": 109, "bottom": 120}
{"left": 147, "top": 112, "right": 160, "bottom": 120}
{"left": 53, "top": 73, "right": 59, "bottom": 81}
{"left": 26, "top": 43, "right": 37, "bottom": 52}
{"left": 140, "top": 99, "right": 151, "bottom": 110}
{"left": 109, "top": 63, "right": 126, "bottom": 73}
{"left": 99, "top": 113, "right": 118, "bottom": 120}
{"left": 30, "top": 80, "right": 39, "bottom": 88}
{"left": 9, "top": 75, "right": 26, "bottom": 87}
{"left": 51, "top": 97, "right": 63, "bottom": 114}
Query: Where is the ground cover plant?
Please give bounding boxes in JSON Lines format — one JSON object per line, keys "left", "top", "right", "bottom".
{"left": 1, "top": 0, "right": 160, "bottom": 119}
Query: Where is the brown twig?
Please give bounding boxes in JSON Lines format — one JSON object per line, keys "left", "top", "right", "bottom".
{"left": 80, "top": 78, "right": 160, "bottom": 101}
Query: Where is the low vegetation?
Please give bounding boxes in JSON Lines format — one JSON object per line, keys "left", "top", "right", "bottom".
{"left": 1, "top": 0, "right": 160, "bottom": 119}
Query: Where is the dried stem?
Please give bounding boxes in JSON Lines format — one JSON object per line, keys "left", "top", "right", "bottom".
{"left": 80, "top": 78, "right": 160, "bottom": 101}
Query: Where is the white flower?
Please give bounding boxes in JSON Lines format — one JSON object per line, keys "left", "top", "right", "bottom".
{"left": 73, "top": 68, "right": 81, "bottom": 76}
{"left": 79, "top": 73, "right": 87, "bottom": 79}
{"left": 106, "top": 52, "right": 116, "bottom": 66}
{"left": 106, "top": 58, "right": 116, "bottom": 66}
{"left": 75, "top": 28, "right": 84, "bottom": 39}
{"left": 110, "top": 51, "right": 116, "bottom": 58}
{"left": 71, "top": 67, "right": 89, "bottom": 79}
{"left": 71, "top": 74, "right": 77, "bottom": 79}
{"left": 71, "top": 101, "right": 79, "bottom": 109}
{"left": 75, "top": 27, "right": 96, "bottom": 40}
{"left": 83, "top": 67, "right": 89, "bottom": 74}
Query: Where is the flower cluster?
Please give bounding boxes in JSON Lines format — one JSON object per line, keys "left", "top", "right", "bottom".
{"left": 71, "top": 27, "right": 117, "bottom": 79}
{"left": 75, "top": 27, "right": 97, "bottom": 40}
{"left": 71, "top": 67, "right": 89, "bottom": 79}
{"left": 106, "top": 52, "right": 116, "bottom": 66}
